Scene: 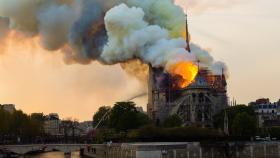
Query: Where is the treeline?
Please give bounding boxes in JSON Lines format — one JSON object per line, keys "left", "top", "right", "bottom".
{"left": 0, "top": 106, "right": 44, "bottom": 143}
{"left": 92, "top": 102, "right": 151, "bottom": 131}
{"left": 92, "top": 102, "right": 224, "bottom": 143}
{"left": 214, "top": 105, "right": 280, "bottom": 140}
{"left": 93, "top": 102, "right": 280, "bottom": 143}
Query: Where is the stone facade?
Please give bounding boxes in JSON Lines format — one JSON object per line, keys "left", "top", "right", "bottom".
{"left": 147, "top": 66, "right": 228, "bottom": 127}
{"left": 44, "top": 113, "right": 60, "bottom": 136}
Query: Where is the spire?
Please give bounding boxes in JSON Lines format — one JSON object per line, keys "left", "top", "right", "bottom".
{"left": 185, "top": 14, "right": 191, "bottom": 53}
{"left": 221, "top": 67, "right": 227, "bottom": 87}
{"left": 197, "top": 59, "right": 200, "bottom": 72}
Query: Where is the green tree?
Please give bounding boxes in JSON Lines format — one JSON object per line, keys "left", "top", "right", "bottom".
{"left": 213, "top": 105, "right": 256, "bottom": 135}
{"left": 31, "top": 113, "right": 45, "bottom": 122}
{"left": 136, "top": 112, "right": 152, "bottom": 127}
{"left": 30, "top": 113, "right": 45, "bottom": 135}
{"left": 0, "top": 106, "right": 11, "bottom": 135}
{"left": 232, "top": 112, "right": 256, "bottom": 137}
{"left": 108, "top": 102, "right": 150, "bottom": 131}
{"left": 163, "top": 115, "right": 183, "bottom": 127}
{"left": 10, "top": 110, "right": 29, "bottom": 136}
{"left": 0, "top": 106, "right": 45, "bottom": 143}
{"left": 93, "top": 106, "right": 111, "bottom": 128}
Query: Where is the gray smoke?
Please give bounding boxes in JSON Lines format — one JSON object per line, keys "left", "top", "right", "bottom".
{"left": 0, "top": 17, "right": 9, "bottom": 37}
{"left": 0, "top": 0, "right": 228, "bottom": 77}
{"left": 0, "top": 17, "right": 9, "bottom": 53}
{"left": 190, "top": 44, "right": 229, "bottom": 76}
{"left": 120, "top": 59, "right": 149, "bottom": 84}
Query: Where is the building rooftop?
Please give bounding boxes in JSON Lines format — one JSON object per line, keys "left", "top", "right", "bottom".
{"left": 1, "top": 104, "right": 16, "bottom": 114}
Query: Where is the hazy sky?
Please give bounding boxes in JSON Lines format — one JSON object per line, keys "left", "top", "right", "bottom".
{"left": 188, "top": 0, "right": 280, "bottom": 105}
{"left": 0, "top": 0, "right": 279, "bottom": 121}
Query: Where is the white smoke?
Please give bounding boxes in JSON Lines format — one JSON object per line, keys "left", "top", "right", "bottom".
{"left": 190, "top": 44, "right": 228, "bottom": 76}
{"left": 0, "top": 0, "right": 228, "bottom": 77}
{"left": 211, "top": 61, "right": 229, "bottom": 77}
{"left": 102, "top": 4, "right": 195, "bottom": 71}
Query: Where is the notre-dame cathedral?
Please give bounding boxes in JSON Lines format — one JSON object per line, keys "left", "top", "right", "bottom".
{"left": 147, "top": 65, "right": 228, "bottom": 127}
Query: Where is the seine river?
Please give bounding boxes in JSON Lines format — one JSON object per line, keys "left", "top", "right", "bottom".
{"left": 27, "top": 152, "right": 82, "bottom": 158}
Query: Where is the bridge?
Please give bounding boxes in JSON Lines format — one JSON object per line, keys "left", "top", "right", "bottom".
{"left": 0, "top": 144, "right": 90, "bottom": 157}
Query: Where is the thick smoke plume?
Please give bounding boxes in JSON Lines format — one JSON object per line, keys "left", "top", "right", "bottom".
{"left": 120, "top": 59, "right": 149, "bottom": 85}
{"left": 0, "top": 0, "right": 228, "bottom": 81}
{"left": 190, "top": 44, "right": 229, "bottom": 77}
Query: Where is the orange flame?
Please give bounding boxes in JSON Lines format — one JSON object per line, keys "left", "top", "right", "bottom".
{"left": 168, "top": 61, "right": 198, "bottom": 88}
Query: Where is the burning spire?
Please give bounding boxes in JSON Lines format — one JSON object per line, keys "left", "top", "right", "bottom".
{"left": 185, "top": 14, "right": 191, "bottom": 53}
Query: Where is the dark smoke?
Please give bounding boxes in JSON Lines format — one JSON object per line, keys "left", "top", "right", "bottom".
{"left": 67, "top": 0, "right": 107, "bottom": 64}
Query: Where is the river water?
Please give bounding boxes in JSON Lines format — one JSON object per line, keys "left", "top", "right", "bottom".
{"left": 27, "top": 152, "right": 82, "bottom": 158}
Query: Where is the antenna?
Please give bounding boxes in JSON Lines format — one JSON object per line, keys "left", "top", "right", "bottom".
{"left": 185, "top": 14, "right": 191, "bottom": 53}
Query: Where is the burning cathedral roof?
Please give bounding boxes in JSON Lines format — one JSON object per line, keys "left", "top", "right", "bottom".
{"left": 187, "top": 72, "right": 210, "bottom": 89}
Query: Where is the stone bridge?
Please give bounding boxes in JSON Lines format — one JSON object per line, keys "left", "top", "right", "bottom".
{"left": 0, "top": 144, "right": 89, "bottom": 157}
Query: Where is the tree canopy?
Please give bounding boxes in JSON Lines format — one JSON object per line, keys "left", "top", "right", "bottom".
{"left": 213, "top": 105, "right": 256, "bottom": 137}
{"left": 162, "top": 115, "right": 183, "bottom": 127}
{"left": 93, "top": 102, "right": 151, "bottom": 131}
{"left": 232, "top": 112, "right": 256, "bottom": 136}
{"left": 92, "top": 106, "right": 111, "bottom": 128}
{"left": 108, "top": 102, "right": 151, "bottom": 131}
{"left": 0, "top": 106, "right": 45, "bottom": 143}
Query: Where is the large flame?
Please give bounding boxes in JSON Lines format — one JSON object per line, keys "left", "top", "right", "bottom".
{"left": 168, "top": 61, "right": 198, "bottom": 88}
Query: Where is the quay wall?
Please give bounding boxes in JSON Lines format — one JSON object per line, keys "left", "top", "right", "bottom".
{"left": 83, "top": 142, "right": 280, "bottom": 158}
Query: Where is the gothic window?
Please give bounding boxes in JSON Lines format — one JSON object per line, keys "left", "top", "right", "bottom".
{"left": 196, "top": 106, "right": 202, "bottom": 122}
{"left": 199, "top": 93, "right": 204, "bottom": 103}
{"left": 192, "top": 93, "right": 196, "bottom": 102}
{"left": 205, "top": 97, "right": 210, "bottom": 103}
{"left": 180, "top": 102, "right": 192, "bottom": 122}
{"left": 204, "top": 106, "right": 211, "bottom": 121}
